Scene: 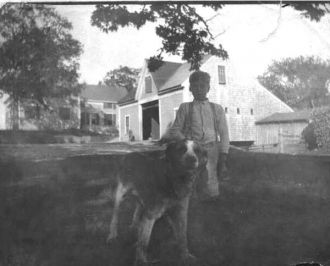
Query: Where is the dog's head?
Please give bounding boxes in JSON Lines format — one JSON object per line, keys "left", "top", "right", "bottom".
{"left": 165, "top": 139, "right": 208, "bottom": 174}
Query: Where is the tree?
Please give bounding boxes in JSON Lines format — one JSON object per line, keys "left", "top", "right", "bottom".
{"left": 301, "top": 122, "right": 317, "bottom": 150}
{"left": 91, "top": 4, "right": 228, "bottom": 71}
{"left": 103, "top": 66, "right": 140, "bottom": 93}
{"left": 0, "top": 3, "right": 83, "bottom": 130}
{"left": 91, "top": 3, "right": 329, "bottom": 71}
{"left": 287, "top": 2, "right": 328, "bottom": 22}
{"left": 258, "top": 56, "right": 330, "bottom": 109}
{"left": 302, "top": 107, "right": 330, "bottom": 150}
{"left": 311, "top": 107, "right": 330, "bottom": 150}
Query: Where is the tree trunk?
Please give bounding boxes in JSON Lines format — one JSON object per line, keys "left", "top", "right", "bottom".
{"left": 309, "top": 98, "right": 315, "bottom": 109}
{"left": 36, "top": 103, "right": 40, "bottom": 119}
{"left": 11, "top": 98, "right": 20, "bottom": 131}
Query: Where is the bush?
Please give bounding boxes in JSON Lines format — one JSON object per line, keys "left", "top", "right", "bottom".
{"left": 302, "top": 107, "right": 330, "bottom": 150}
{"left": 81, "top": 125, "right": 119, "bottom": 136}
{"left": 301, "top": 122, "right": 317, "bottom": 150}
{"left": 0, "top": 129, "right": 105, "bottom": 144}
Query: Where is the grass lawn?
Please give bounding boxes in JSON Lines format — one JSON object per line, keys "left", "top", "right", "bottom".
{"left": 0, "top": 147, "right": 329, "bottom": 266}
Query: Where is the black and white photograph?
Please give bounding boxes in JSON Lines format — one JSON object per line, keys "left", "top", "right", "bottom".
{"left": 0, "top": 1, "right": 330, "bottom": 266}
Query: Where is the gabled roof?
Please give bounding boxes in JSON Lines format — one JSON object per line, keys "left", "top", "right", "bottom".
{"left": 158, "top": 61, "right": 191, "bottom": 92}
{"left": 158, "top": 54, "right": 212, "bottom": 92}
{"left": 150, "top": 61, "right": 182, "bottom": 90}
{"left": 81, "top": 84, "right": 127, "bottom": 102}
{"left": 256, "top": 110, "right": 311, "bottom": 124}
{"left": 118, "top": 60, "right": 182, "bottom": 105}
{"left": 118, "top": 55, "right": 213, "bottom": 105}
{"left": 118, "top": 88, "right": 137, "bottom": 105}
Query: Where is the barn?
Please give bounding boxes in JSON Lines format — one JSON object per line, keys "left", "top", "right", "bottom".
{"left": 118, "top": 55, "right": 293, "bottom": 144}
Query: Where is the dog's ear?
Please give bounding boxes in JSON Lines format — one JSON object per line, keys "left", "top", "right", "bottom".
{"left": 158, "top": 134, "right": 186, "bottom": 146}
{"left": 164, "top": 137, "right": 187, "bottom": 162}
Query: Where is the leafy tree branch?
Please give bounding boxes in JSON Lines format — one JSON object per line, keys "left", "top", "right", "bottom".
{"left": 91, "top": 3, "right": 329, "bottom": 72}
{"left": 258, "top": 56, "right": 330, "bottom": 109}
{"left": 91, "top": 4, "right": 228, "bottom": 71}
{"left": 103, "top": 66, "right": 140, "bottom": 93}
{"left": 0, "top": 3, "right": 83, "bottom": 130}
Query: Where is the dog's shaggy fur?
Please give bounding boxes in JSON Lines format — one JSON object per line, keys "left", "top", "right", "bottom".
{"left": 107, "top": 139, "right": 208, "bottom": 266}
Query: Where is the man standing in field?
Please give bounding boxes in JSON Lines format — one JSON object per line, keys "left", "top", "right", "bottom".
{"left": 168, "top": 70, "right": 230, "bottom": 201}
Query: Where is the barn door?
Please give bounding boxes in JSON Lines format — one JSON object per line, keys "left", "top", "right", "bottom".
{"left": 142, "top": 100, "right": 159, "bottom": 140}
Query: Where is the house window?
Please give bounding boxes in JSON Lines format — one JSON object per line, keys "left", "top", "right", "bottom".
{"left": 218, "top": 65, "right": 226, "bottom": 84}
{"left": 145, "top": 76, "right": 152, "bottom": 93}
{"left": 104, "top": 114, "right": 116, "bottom": 126}
{"left": 225, "top": 107, "right": 228, "bottom": 114}
{"left": 91, "top": 113, "right": 100, "bottom": 125}
{"left": 24, "top": 105, "right": 38, "bottom": 119}
{"left": 59, "top": 107, "right": 71, "bottom": 120}
{"left": 125, "top": 115, "right": 130, "bottom": 134}
{"left": 237, "top": 108, "right": 240, "bottom": 114}
{"left": 250, "top": 108, "right": 254, "bottom": 115}
{"left": 81, "top": 112, "right": 89, "bottom": 127}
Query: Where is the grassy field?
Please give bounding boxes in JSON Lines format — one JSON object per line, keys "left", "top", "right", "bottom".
{"left": 0, "top": 129, "right": 117, "bottom": 144}
{"left": 0, "top": 147, "right": 329, "bottom": 266}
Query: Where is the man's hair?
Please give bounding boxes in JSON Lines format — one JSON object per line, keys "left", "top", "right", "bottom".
{"left": 189, "top": 70, "right": 211, "bottom": 84}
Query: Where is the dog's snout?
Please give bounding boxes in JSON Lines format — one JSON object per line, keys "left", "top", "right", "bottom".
{"left": 185, "top": 155, "right": 197, "bottom": 166}
{"left": 187, "top": 156, "right": 196, "bottom": 163}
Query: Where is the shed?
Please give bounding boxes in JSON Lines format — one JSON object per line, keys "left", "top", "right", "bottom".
{"left": 255, "top": 110, "right": 311, "bottom": 146}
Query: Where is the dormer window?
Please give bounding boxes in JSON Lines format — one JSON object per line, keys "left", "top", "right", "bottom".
{"left": 145, "top": 76, "right": 152, "bottom": 93}
{"left": 218, "top": 65, "right": 226, "bottom": 84}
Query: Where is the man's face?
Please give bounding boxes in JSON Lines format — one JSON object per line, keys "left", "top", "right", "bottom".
{"left": 189, "top": 80, "right": 210, "bottom": 101}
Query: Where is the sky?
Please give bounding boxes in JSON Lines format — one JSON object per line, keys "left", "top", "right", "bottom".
{"left": 54, "top": 4, "right": 330, "bottom": 85}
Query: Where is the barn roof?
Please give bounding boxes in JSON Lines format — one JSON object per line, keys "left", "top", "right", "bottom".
{"left": 255, "top": 110, "right": 311, "bottom": 124}
{"left": 119, "top": 55, "right": 213, "bottom": 105}
{"left": 150, "top": 61, "right": 182, "bottom": 90}
{"left": 118, "top": 87, "right": 137, "bottom": 105}
{"left": 118, "top": 60, "right": 181, "bottom": 105}
{"left": 158, "top": 55, "right": 212, "bottom": 92}
{"left": 81, "top": 84, "right": 127, "bottom": 102}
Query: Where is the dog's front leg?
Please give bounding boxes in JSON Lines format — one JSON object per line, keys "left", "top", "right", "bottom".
{"left": 130, "top": 201, "right": 142, "bottom": 231}
{"left": 107, "top": 182, "right": 127, "bottom": 243}
{"left": 134, "top": 215, "right": 156, "bottom": 266}
{"left": 135, "top": 206, "right": 164, "bottom": 266}
{"left": 170, "top": 196, "right": 196, "bottom": 265}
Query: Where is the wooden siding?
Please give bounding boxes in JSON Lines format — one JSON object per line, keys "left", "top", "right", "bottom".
{"left": 119, "top": 104, "right": 140, "bottom": 141}
{"left": 256, "top": 122, "right": 308, "bottom": 145}
{"left": 159, "top": 91, "right": 183, "bottom": 137}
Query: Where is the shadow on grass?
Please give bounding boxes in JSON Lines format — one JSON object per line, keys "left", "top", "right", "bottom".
{"left": 1, "top": 150, "right": 330, "bottom": 266}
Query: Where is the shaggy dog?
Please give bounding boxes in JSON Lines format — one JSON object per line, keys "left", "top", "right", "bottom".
{"left": 107, "top": 139, "right": 208, "bottom": 266}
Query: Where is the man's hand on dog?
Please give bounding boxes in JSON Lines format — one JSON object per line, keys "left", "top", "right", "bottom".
{"left": 218, "top": 153, "right": 230, "bottom": 181}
